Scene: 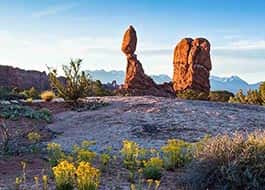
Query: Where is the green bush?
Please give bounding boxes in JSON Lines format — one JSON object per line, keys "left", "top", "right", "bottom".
{"left": 229, "top": 89, "right": 263, "bottom": 105}
{"left": 0, "top": 87, "right": 24, "bottom": 100}
{"left": 19, "top": 87, "right": 39, "bottom": 99}
{"left": 143, "top": 157, "right": 163, "bottom": 180}
{"left": 228, "top": 82, "right": 265, "bottom": 105}
{"left": 187, "top": 132, "right": 265, "bottom": 190}
{"left": 91, "top": 80, "right": 112, "bottom": 96}
{"left": 259, "top": 82, "right": 265, "bottom": 105}
{"left": 176, "top": 89, "right": 209, "bottom": 100}
{"left": 161, "top": 139, "right": 192, "bottom": 170}
{"left": 48, "top": 59, "right": 94, "bottom": 103}
{"left": 47, "top": 143, "right": 66, "bottom": 167}
{"left": 209, "top": 90, "right": 234, "bottom": 102}
{"left": 0, "top": 104, "right": 52, "bottom": 122}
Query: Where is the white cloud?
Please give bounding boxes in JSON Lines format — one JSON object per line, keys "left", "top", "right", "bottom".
{"left": 215, "top": 40, "right": 265, "bottom": 50}
{"left": 32, "top": 3, "right": 78, "bottom": 18}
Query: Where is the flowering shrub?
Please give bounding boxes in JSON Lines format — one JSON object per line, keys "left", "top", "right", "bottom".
{"left": 40, "top": 91, "right": 55, "bottom": 102}
{"left": 187, "top": 132, "right": 265, "bottom": 189}
{"left": 161, "top": 139, "right": 192, "bottom": 170}
{"left": 27, "top": 132, "right": 41, "bottom": 144}
{"left": 53, "top": 160, "right": 76, "bottom": 190}
{"left": 143, "top": 157, "right": 163, "bottom": 180}
{"left": 121, "top": 140, "right": 141, "bottom": 169}
{"left": 72, "top": 141, "right": 96, "bottom": 163}
{"left": 47, "top": 143, "right": 65, "bottom": 166}
{"left": 76, "top": 161, "right": 100, "bottom": 190}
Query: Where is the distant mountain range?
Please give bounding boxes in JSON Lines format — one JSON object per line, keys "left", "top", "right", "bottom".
{"left": 87, "top": 70, "right": 262, "bottom": 93}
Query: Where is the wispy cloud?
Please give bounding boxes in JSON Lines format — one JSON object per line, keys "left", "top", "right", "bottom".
{"left": 32, "top": 3, "right": 78, "bottom": 18}
{"left": 215, "top": 40, "right": 265, "bottom": 50}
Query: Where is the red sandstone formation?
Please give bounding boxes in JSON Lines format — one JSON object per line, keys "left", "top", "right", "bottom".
{"left": 172, "top": 38, "right": 212, "bottom": 93}
{"left": 120, "top": 26, "right": 174, "bottom": 97}
{"left": 121, "top": 25, "right": 137, "bottom": 56}
{"left": 0, "top": 65, "right": 50, "bottom": 91}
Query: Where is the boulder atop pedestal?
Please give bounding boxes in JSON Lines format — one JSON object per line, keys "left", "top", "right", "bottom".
{"left": 119, "top": 26, "right": 174, "bottom": 97}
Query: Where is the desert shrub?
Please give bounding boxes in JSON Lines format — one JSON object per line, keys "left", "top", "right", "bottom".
{"left": 209, "top": 90, "right": 234, "bottom": 102}
{"left": 53, "top": 160, "right": 76, "bottom": 190}
{"left": 40, "top": 90, "right": 55, "bottom": 102}
{"left": 47, "top": 143, "right": 66, "bottom": 166}
{"left": 259, "top": 82, "right": 265, "bottom": 104}
{"left": 176, "top": 89, "right": 209, "bottom": 100}
{"left": 0, "top": 87, "right": 24, "bottom": 100}
{"left": 72, "top": 140, "right": 96, "bottom": 163}
{"left": 161, "top": 139, "right": 192, "bottom": 170}
{"left": 229, "top": 82, "right": 265, "bottom": 106}
{"left": 143, "top": 157, "right": 163, "bottom": 180}
{"left": 76, "top": 161, "right": 100, "bottom": 190}
{"left": 19, "top": 87, "right": 39, "bottom": 99}
{"left": 91, "top": 80, "right": 112, "bottom": 96}
{"left": 48, "top": 59, "right": 93, "bottom": 102}
{"left": 0, "top": 104, "right": 52, "bottom": 122}
{"left": 121, "top": 140, "right": 141, "bottom": 170}
{"left": 187, "top": 132, "right": 265, "bottom": 190}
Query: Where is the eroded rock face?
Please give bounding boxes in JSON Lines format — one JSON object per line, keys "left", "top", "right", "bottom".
{"left": 120, "top": 26, "right": 174, "bottom": 97}
{"left": 173, "top": 38, "right": 212, "bottom": 93}
{"left": 0, "top": 65, "right": 50, "bottom": 91}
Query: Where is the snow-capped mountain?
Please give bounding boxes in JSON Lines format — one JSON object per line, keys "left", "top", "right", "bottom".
{"left": 86, "top": 70, "right": 262, "bottom": 93}
{"left": 209, "top": 76, "right": 261, "bottom": 93}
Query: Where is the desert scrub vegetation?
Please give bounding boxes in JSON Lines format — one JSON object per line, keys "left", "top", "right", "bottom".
{"left": 40, "top": 90, "right": 55, "bottom": 102}
{"left": 143, "top": 157, "right": 163, "bottom": 180}
{"left": 186, "top": 132, "right": 265, "bottom": 189}
{"left": 5, "top": 132, "right": 265, "bottom": 189}
{"left": 176, "top": 89, "right": 209, "bottom": 100}
{"left": 0, "top": 104, "right": 52, "bottom": 122}
{"left": 229, "top": 81, "right": 265, "bottom": 105}
{"left": 20, "top": 87, "right": 39, "bottom": 100}
{"left": 48, "top": 59, "right": 94, "bottom": 103}
{"left": 209, "top": 90, "right": 234, "bottom": 102}
{"left": 161, "top": 139, "right": 192, "bottom": 170}
{"left": 0, "top": 86, "right": 24, "bottom": 100}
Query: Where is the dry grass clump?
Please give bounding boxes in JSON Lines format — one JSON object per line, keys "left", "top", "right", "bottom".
{"left": 40, "top": 91, "right": 55, "bottom": 102}
{"left": 187, "top": 132, "right": 265, "bottom": 190}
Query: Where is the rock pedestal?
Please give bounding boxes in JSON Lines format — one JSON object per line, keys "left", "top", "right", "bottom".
{"left": 120, "top": 26, "right": 174, "bottom": 97}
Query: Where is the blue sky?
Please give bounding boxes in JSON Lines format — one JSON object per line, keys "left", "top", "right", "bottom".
{"left": 0, "top": 0, "right": 264, "bottom": 83}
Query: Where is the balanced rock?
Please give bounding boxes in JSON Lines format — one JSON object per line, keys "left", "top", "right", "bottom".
{"left": 172, "top": 38, "right": 212, "bottom": 93}
{"left": 121, "top": 25, "right": 137, "bottom": 55}
{"left": 120, "top": 26, "right": 174, "bottom": 97}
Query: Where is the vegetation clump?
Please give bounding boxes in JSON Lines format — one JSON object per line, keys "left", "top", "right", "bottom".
{"left": 209, "top": 90, "right": 234, "bottom": 102}
{"left": 176, "top": 89, "right": 209, "bottom": 100}
{"left": 20, "top": 87, "right": 39, "bottom": 100}
{"left": 72, "top": 140, "right": 96, "bottom": 163}
{"left": 143, "top": 157, "right": 163, "bottom": 180}
{"left": 76, "top": 161, "right": 100, "bottom": 190}
{"left": 0, "top": 104, "right": 52, "bottom": 122}
{"left": 229, "top": 81, "right": 265, "bottom": 105}
{"left": 161, "top": 139, "right": 192, "bottom": 170}
{"left": 0, "top": 87, "right": 24, "bottom": 100}
{"left": 40, "top": 90, "right": 55, "bottom": 102}
{"left": 48, "top": 59, "right": 94, "bottom": 103}
{"left": 53, "top": 160, "right": 76, "bottom": 190}
{"left": 47, "top": 143, "right": 66, "bottom": 167}
{"left": 187, "top": 132, "right": 265, "bottom": 189}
